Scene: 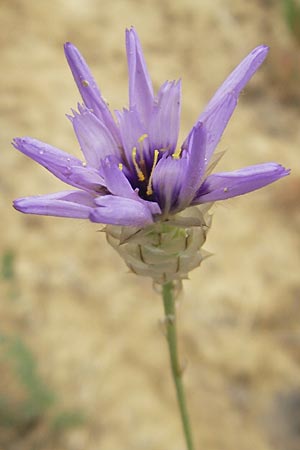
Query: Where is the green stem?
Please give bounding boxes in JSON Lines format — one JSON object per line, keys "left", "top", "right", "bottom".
{"left": 162, "top": 282, "right": 195, "bottom": 450}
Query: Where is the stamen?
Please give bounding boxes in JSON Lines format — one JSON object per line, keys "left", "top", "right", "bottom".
{"left": 132, "top": 147, "right": 145, "bottom": 181}
{"left": 146, "top": 150, "right": 159, "bottom": 196}
{"left": 118, "top": 163, "right": 123, "bottom": 171}
{"left": 172, "top": 147, "right": 182, "bottom": 159}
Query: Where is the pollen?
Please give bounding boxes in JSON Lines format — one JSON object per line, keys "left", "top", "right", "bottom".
{"left": 81, "top": 79, "right": 89, "bottom": 87}
{"left": 82, "top": 161, "right": 87, "bottom": 167}
{"left": 132, "top": 147, "right": 145, "bottom": 181}
{"left": 223, "top": 187, "right": 228, "bottom": 192}
{"left": 118, "top": 163, "right": 123, "bottom": 171}
{"left": 146, "top": 149, "right": 159, "bottom": 196}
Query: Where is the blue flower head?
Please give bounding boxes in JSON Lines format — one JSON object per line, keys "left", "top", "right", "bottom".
{"left": 13, "top": 27, "right": 289, "bottom": 227}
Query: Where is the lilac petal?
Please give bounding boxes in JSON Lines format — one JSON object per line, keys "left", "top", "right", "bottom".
{"left": 69, "top": 105, "right": 119, "bottom": 168}
{"left": 183, "top": 92, "right": 237, "bottom": 164}
{"left": 204, "top": 45, "right": 269, "bottom": 112}
{"left": 100, "top": 156, "right": 139, "bottom": 198}
{"left": 184, "top": 45, "right": 269, "bottom": 162}
{"left": 194, "top": 163, "right": 290, "bottom": 203}
{"left": 152, "top": 154, "right": 187, "bottom": 217}
{"left": 199, "top": 92, "right": 237, "bottom": 162}
{"left": 90, "top": 195, "right": 154, "bottom": 226}
{"left": 64, "top": 42, "right": 120, "bottom": 143}
{"left": 13, "top": 190, "right": 95, "bottom": 218}
{"left": 13, "top": 137, "right": 104, "bottom": 191}
{"left": 100, "top": 157, "right": 161, "bottom": 215}
{"left": 115, "top": 108, "right": 147, "bottom": 167}
{"left": 148, "top": 80, "right": 181, "bottom": 154}
{"left": 125, "top": 27, "right": 154, "bottom": 124}
{"left": 177, "top": 122, "right": 206, "bottom": 209}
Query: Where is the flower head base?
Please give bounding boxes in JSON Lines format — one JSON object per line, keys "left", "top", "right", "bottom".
{"left": 106, "top": 205, "right": 212, "bottom": 284}
{"left": 13, "top": 28, "right": 290, "bottom": 281}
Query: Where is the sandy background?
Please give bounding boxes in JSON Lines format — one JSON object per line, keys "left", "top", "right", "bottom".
{"left": 0, "top": 0, "right": 300, "bottom": 449}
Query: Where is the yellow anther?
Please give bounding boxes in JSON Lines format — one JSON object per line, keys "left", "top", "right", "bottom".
{"left": 172, "top": 148, "right": 182, "bottom": 159}
{"left": 132, "top": 147, "right": 145, "bottom": 181}
{"left": 146, "top": 150, "right": 159, "bottom": 196}
{"left": 138, "top": 134, "right": 148, "bottom": 143}
{"left": 118, "top": 163, "right": 123, "bottom": 171}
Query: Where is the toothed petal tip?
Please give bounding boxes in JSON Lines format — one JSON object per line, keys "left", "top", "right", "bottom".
{"left": 12, "top": 137, "right": 28, "bottom": 150}
{"left": 125, "top": 26, "right": 137, "bottom": 35}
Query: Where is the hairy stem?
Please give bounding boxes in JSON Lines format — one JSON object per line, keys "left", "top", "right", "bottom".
{"left": 162, "top": 282, "right": 195, "bottom": 450}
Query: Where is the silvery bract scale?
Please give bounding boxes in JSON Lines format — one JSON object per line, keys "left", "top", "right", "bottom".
{"left": 106, "top": 205, "right": 212, "bottom": 284}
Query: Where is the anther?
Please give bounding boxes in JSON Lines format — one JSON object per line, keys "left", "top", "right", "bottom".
{"left": 146, "top": 149, "right": 159, "bottom": 196}
{"left": 118, "top": 163, "right": 123, "bottom": 171}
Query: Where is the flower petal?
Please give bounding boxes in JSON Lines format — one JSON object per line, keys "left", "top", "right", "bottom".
{"left": 13, "top": 190, "right": 95, "bottom": 218}
{"left": 194, "top": 163, "right": 290, "bottom": 203}
{"left": 64, "top": 42, "right": 120, "bottom": 143}
{"left": 13, "top": 137, "right": 104, "bottom": 191}
{"left": 90, "top": 195, "right": 154, "bottom": 226}
{"left": 183, "top": 92, "right": 237, "bottom": 163}
{"left": 177, "top": 122, "right": 207, "bottom": 210}
{"left": 100, "top": 156, "right": 139, "bottom": 198}
{"left": 69, "top": 104, "right": 119, "bottom": 168}
{"left": 115, "top": 108, "right": 148, "bottom": 168}
{"left": 204, "top": 45, "right": 269, "bottom": 111}
{"left": 184, "top": 45, "right": 269, "bottom": 162}
{"left": 148, "top": 80, "right": 181, "bottom": 154}
{"left": 152, "top": 154, "right": 187, "bottom": 217}
{"left": 100, "top": 157, "right": 161, "bottom": 215}
{"left": 199, "top": 92, "right": 237, "bottom": 162}
{"left": 125, "top": 27, "right": 154, "bottom": 124}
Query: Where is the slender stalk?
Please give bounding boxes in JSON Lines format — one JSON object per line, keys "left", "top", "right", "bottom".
{"left": 162, "top": 282, "right": 195, "bottom": 450}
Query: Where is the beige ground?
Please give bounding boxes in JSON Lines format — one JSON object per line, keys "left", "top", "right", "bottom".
{"left": 1, "top": 0, "right": 300, "bottom": 449}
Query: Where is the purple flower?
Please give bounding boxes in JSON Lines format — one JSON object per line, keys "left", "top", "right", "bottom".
{"left": 13, "top": 28, "right": 289, "bottom": 227}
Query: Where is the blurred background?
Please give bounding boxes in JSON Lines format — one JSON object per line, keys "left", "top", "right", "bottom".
{"left": 0, "top": 0, "right": 300, "bottom": 449}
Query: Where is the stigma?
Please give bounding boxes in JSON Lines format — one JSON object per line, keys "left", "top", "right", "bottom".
{"left": 131, "top": 147, "right": 145, "bottom": 181}
{"left": 172, "top": 147, "right": 182, "bottom": 159}
{"left": 146, "top": 150, "right": 159, "bottom": 196}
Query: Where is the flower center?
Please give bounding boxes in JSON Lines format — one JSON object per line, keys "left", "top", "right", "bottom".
{"left": 129, "top": 134, "right": 183, "bottom": 199}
